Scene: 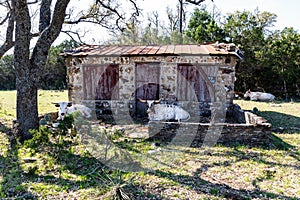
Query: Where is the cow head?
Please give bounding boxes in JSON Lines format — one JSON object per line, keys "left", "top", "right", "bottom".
{"left": 138, "top": 98, "right": 161, "bottom": 113}
{"left": 52, "top": 102, "right": 72, "bottom": 120}
{"left": 244, "top": 90, "right": 251, "bottom": 99}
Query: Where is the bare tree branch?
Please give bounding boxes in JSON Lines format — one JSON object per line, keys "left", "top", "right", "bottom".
{"left": 64, "top": 0, "right": 141, "bottom": 32}
{"left": 0, "top": 10, "right": 14, "bottom": 57}
{"left": 30, "top": 32, "right": 40, "bottom": 38}
{"left": 39, "top": 0, "right": 52, "bottom": 32}
{"left": 0, "top": 12, "right": 10, "bottom": 25}
{"left": 61, "top": 30, "right": 87, "bottom": 45}
{"left": 96, "top": 0, "right": 124, "bottom": 21}
{"left": 30, "top": 0, "right": 70, "bottom": 81}
{"left": 128, "top": 0, "right": 141, "bottom": 18}
{"left": 27, "top": 0, "right": 39, "bottom": 5}
{"left": 185, "top": 0, "right": 213, "bottom": 5}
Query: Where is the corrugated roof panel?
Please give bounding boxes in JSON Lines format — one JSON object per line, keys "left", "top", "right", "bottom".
{"left": 139, "top": 46, "right": 154, "bottom": 54}
{"left": 180, "top": 45, "right": 191, "bottom": 54}
{"left": 62, "top": 43, "right": 240, "bottom": 58}
{"left": 155, "top": 45, "right": 168, "bottom": 54}
{"left": 164, "top": 45, "right": 175, "bottom": 54}
{"left": 191, "top": 45, "right": 208, "bottom": 54}
{"left": 119, "top": 46, "right": 135, "bottom": 55}
{"left": 147, "top": 46, "right": 160, "bottom": 54}
{"left": 174, "top": 45, "right": 182, "bottom": 54}
{"left": 123, "top": 46, "right": 139, "bottom": 55}
{"left": 90, "top": 46, "right": 111, "bottom": 55}
{"left": 103, "top": 46, "right": 117, "bottom": 55}
{"left": 205, "top": 45, "right": 218, "bottom": 54}
{"left": 126, "top": 46, "right": 144, "bottom": 55}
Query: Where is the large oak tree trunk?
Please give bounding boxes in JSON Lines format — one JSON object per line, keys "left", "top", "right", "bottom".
{"left": 13, "top": 0, "right": 70, "bottom": 141}
{"left": 16, "top": 79, "right": 39, "bottom": 140}
{"left": 14, "top": 0, "right": 38, "bottom": 141}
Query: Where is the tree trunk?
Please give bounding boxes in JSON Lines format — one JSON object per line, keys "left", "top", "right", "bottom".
{"left": 16, "top": 78, "right": 39, "bottom": 141}
{"left": 13, "top": 0, "right": 70, "bottom": 141}
{"left": 13, "top": 0, "right": 39, "bottom": 141}
{"left": 283, "top": 79, "right": 288, "bottom": 102}
{"left": 179, "top": 0, "right": 183, "bottom": 44}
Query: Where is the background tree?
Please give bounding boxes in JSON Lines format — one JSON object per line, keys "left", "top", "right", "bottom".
{"left": 40, "top": 40, "right": 79, "bottom": 90}
{"left": 260, "top": 27, "right": 300, "bottom": 99}
{"left": 0, "top": 55, "right": 15, "bottom": 90}
{"left": 178, "top": 0, "right": 213, "bottom": 34}
{"left": 223, "top": 9, "right": 277, "bottom": 92}
{"left": 186, "top": 7, "right": 225, "bottom": 43}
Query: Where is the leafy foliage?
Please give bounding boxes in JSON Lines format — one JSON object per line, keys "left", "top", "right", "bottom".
{"left": 223, "top": 9, "right": 277, "bottom": 92}
{"left": 39, "top": 40, "right": 79, "bottom": 90}
{"left": 186, "top": 8, "right": 226, "bottom": 43}
{"left": 0, "top": 40, "right": 78, "bottom": 91}
{"left": 0, "top": 55, "right": 15, "bottom": 90}
{"left": 259, "top": 28, "right": 300, "bottom": 97}
{"left": 24, "top": 127, "right": 51, "bottom": 149}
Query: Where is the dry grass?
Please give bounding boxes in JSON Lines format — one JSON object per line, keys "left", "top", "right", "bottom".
{"left": 0, "top": 91, "right": 299, "bottom": 199}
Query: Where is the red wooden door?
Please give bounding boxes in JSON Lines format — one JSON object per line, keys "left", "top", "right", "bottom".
{"left": 135, "top": 63, "right": 160, "bottom": 118}
{"left": 83, "top": 64, "right": 119, "bottom": 100}
{"left": 177, "top": 64, "right": 211, "bottom": 102}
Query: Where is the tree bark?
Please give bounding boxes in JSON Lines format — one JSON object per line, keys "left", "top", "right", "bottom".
{"left": 13, "top": 0, "right": 70, "bottom": 141}
{"left": 13, "top": 0, "right": 36, "bottom": 141}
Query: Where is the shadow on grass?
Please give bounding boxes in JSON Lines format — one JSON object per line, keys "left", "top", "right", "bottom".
{"left": 0, "top": 122, "right": 165, "bottom": 199}
{"left": 145, "top": 167, "right": 298, "bottom": 200}
{"left": 1, "top": 119, "right": 299, "bottom": 199}
{"left": 0, "top": 148, "right": 39, "bottom": 199}
{"left": 140, "top": 137, "right": 299, "bottom": 199}
{"left": 0, "top": 123, "right": 37, "bottom": 199}
{"left": 256, "top": 110, "right": 300, "bottom": 131}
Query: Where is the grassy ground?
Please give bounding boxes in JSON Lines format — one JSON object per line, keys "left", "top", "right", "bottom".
{"left": 235, "top": 99, "right": 300, "bottom": 129}
{"left": 0, "top": 90, "right": 68, "bottom": 126}
{"left": 0, "top": 91, "right": 299, "bottom": 199}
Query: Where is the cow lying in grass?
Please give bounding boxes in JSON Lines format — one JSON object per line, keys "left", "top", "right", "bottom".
{"left": 138, "top": 99, "right": 190, "bottom": 122}
{"left": 244, "top": 90, "right": 275, "bottom": 102}
{"left": 52, "top": 102, "right": 92, "bottom": 120}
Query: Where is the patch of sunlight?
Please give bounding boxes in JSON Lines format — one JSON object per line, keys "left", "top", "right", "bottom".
{"left": 25, "top": 182, "right": 69, "bottom": 196}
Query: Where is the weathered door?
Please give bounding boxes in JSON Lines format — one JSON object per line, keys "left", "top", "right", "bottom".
{"left": 83, "top": 64, "right": 119, "bottom": 100}
{"left": 135, "top": 63, "right": 160, "bottom": 118}
{"left": 177, "top": 64, "right": 211, "bottom": 102}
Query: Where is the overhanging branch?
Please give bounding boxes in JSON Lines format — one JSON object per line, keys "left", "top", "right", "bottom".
{"left": 61, "top": 30, "right": 87, "bottom": 45}
{"left": 0, "top": 11, "right": 14, "bottom": 57}
{"left": 0, "top": 12, "right": 10, "bottom": 25}
{"left": 185, "top": 0, "right": 213, "bottom": 5}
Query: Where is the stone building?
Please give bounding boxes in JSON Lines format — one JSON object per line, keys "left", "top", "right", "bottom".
{"left": 62, "top": 43, "right": 243, "bottom": 123}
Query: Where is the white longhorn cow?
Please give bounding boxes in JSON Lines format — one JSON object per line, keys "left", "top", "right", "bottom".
{"left": 53, "top": 102, "right": 92, "bottom": 120}
{"left": 138, "top": 99, "right": 190, "bottom": 122}
{"left": 244, "top": 90, "right": 275, "bottom": 102}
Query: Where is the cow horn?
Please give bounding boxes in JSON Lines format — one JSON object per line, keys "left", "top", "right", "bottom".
{"left": 52, "top": 102, "right": 60, "bottom": 107}
{"left": 138, "top": 98, "right": 147, "bottom": 103}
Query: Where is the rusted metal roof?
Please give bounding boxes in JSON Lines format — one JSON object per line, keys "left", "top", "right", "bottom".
{"left": 62, "top": 43, "right": 242, "bottom": 58}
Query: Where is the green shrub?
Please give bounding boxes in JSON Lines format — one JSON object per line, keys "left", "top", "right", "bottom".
{"left": 57, "top": 114, "right": 74, "bottom": 135}
{"left": 24, "top": 126, "right": 51, "bottom": 148}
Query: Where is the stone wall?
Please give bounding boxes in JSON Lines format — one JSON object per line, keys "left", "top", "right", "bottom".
{"left": 66, "top": 54, "right": 237, "bottom": 121}
{"left": 147, "top": 109, "right": 271, "bottom": 146}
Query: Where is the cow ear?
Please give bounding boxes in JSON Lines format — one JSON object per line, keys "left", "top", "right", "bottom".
{"left": 67, "top": 102, "right": 72, "bottom": 107}
{"left": 138, "top": 98, "right": 147, "bottom": 103}
{"left": 52, "top": 102, "right": 60, "bottom": 107}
